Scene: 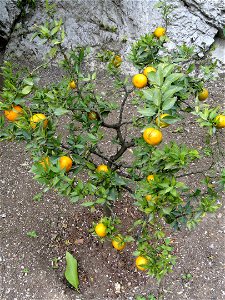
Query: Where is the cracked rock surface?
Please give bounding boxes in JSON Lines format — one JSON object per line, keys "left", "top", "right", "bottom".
{"left": 1, "top": 0, "right": 225, "bottom": 62}
{"left": 0, "top": 0, "right": 20, "bottom": 47}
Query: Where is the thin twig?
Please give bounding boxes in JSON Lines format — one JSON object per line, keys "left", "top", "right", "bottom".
{"left": 176, "top": 160, "right": 214, "bottom": 178}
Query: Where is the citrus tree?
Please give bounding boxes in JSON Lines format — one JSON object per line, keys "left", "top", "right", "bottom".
{"left": 0, "top": 0, "right": 224, "bottom": 288}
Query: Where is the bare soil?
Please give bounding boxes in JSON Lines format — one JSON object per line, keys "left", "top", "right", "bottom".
{"left": 0, "top": 67, "right": 225, "bottom": 300}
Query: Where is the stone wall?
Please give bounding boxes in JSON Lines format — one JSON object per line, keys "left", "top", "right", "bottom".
{"left": 0, "top": 0, "right": 225, "bottom": 63}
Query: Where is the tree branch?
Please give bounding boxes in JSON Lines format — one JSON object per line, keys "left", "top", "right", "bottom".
{"left": 176, "top": 160, "right": 214, "bottom": 178}
{"left": 110, "top": 140, "right": 135, "bottom": 163}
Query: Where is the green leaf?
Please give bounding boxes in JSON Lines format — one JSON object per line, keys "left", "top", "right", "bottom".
{"left": 23, "top": 78, "right": 34, "bottom": 86}
{"left": 65, "top": 251, "right": 79, "bottom": 291}
{"left": 54, "top": 108, "right": 70, "bottom": 116}
{"left": 52, "top": 39, "right": 61, "bottom": 45}
{"left": 147, "top": 71, "right": 156, "bottom": 83}
{"left": 186, "top": 63, "right": 195, "bottom": 74}
{"left": 162, "top": 97, "right": 177, "bottom": 110}
{"left": 162, "top": 64, "right": 174, "bottom": 77}
{"left": 49, "top": 46, "right": 58, "bottom": 58}
{"left": 153, "top": 88, "right": 161, "bottom": 106}
{"left": 21, "top": 85, "right": 32, "bottom": 95}
{"left": 40, "top": 26, "right": 49, "bottom": 35}
{"left": 162, "top": 73, "right": 184, "bottom": 92}
{"left": 45, "top": 91, "right": 55, "bottom": 100}
{"left": 138, "top": 107, "right": 156, "bottom": 117}
{"left": 86, "top": 133, "right": 98, "bottom": 142}
{"left": 114, "top": 173, "right": 126, "bottom": 186}
{"left": 82, "top": 201, "right": 95, "bottom": 207}
{"left": 163, "top": 86, "right": 183, "bottom": 101}
{"left": 96, "top": 198, "right": 106, "bottom": 204}
{"left": 61, "top": 29, "right": 65, "bottom": 41}
{"left": 155, "top": 68, "right": 164, "bottom": 86}
{"left": 142, "top": 89, "right": 154, "bottom": 101}
{"left": 86, "top": 162, "right": 96, "bottom": 170}
{"left": 51, "top": 27, "right": 59, "bottom": 36}
{"left": 162, "top": 207, "right": 172, "bottom": 214}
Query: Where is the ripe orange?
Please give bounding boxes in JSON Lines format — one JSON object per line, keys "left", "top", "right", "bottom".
{"left": 69, "top": 80, "right": 76, "bottom": 89}
{"left": 39, "top": 156, "right": 50, "bottom": 171}
{"left": 153, "top": 27, "right": 166, "bottom": 38}
{"left": 4, "top": 105, "right": 23, "bottom": 122}
{"left": 145, "top": 195, "right": 152, "bottom": 201}
{"left": 132, "top": 74, "right": 148, "bottom": 88}
{"left": 143, "top": 66, "right": 156, "bottom": 77}
{"left": 198, "top": 88, "right": 208, "bottom": 101}
{"left": 155, "top": 113, "right": 170, "bottom": 128}
{"left": 88, "top": 111, "right": 100, "bottom": 121}
{"left": 59, "top": 156, "right": 73, "bottom": 172}
{"left": 112, "top": 236, "right": 126, "bottom": 251}
{"left": 143, "top": 128, "right": 163, "bottom": 145}
{"left": 214, "top": 115, "right": 225, "bottom": 128}
{"left": 96, "top": 164, "right": 109, "bottom": 173}
{"left": 30, "top": 113, "right": 48, "bottom": 129}
{"left": 147, "top": 174, "right": 154, "bottom": 182}
{"left": 112, "top": 55, "right": 122, "bottom": 67}
{"left": 135, "top": 256, "right": 148, "bottom": 271}
{"left": 95, "top": 223, "right": 107, "bottom": 237}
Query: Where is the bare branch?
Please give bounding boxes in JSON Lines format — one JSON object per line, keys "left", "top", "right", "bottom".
{"left": 176, "top": 160, "right": 214, "bottom": 178}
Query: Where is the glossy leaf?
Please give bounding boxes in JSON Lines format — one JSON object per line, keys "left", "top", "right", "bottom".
{"left": 65, "top": 251, "right": 79, "bottom": 291}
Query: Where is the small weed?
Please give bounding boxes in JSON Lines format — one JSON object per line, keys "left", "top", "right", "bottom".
{"left": 51, "top": 257, "right": 59, "bottom": 269}
{"left": 121, "top": 36, "right": 128, "bottom": 43}
{"left": 202, "top": 146, "right": 212, "bottom": 156}
{"left": 172, "top": 126, "right": 184, "bottom": 133}
{"left": 136, "top": 294, "right": 156, "bottom": 300}
{"left": 33, "top": 192, "right": 43, "bottom": 201}
{"left": 21, "top": 267, "right": 29, "bottom": 275}
{"left": 27, "top": 230, "right": 38, "bottom": 238}
{"left": 99, "top": 22, "right": 117, "bottom": 33}
{"left": 181, "top": 273, "right": 193, "bottom": 282}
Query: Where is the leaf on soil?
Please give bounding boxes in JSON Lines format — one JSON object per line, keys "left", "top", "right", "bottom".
{"left": 65, "top": 251, "right": 79, "bottom": 291}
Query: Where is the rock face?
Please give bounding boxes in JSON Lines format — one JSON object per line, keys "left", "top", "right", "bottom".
{"left": 183, "top": 0, "right": 225, "bottom": 32}
{"left": 0, "top": 0, "right": 20, "bottom": 48}
{"left": 1, "top": 0, "right": 225, "bottom": 62}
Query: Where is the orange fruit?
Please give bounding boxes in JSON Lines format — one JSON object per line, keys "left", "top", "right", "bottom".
{"left": 4, "top": 105, "right": 23, "bottom": 122}
{"left": 30, "top": 113, "right": 48, "bottom": 129}
{"left": 69, "top": 80, "right": 76, "bottom": 89}
{"left": 153, "top": 27, "right": 166, "bottom": 38}
{"left": 88, "top": 111, "right": 100, "bottom": 120}
{"left": 59, "top": 156, "right": 72, "bottom": 172}
{"left": 147, "top": 174, "right": 154, "bottom": 182}
{"left": 198, "top": 88, "right": 208, "bottom": 101}
{"left": 132, "top": 74, "right": 148, "bottom": 88}
{"left": 96, "top": 164, "right": 109, "bottom": 173}
{"left": 143, "top": 128, "right": 162, "bottom": 145}
{"left": 39, "top": 156, "right": 50, "bottom": 171}
{"left": 214, "top": 115, "right": 225, "bottom": 128}
{"left": 112, "top": 236, "right": 126, "bottom": 251}
{"left": 155, "top": 114, "right": 170, "bottom": 128}
{"left": 95, "top": 223, "right": 107, "bottom": 237}
{"left": 146, "top": 194, "right": 157, "bottom": 203}
{"left": 112, "top": 55, "right": 122, "bottom": 67}
{"left": 145, "top": 195, "right": 152, "bottom": 201}
{"left": 143, "top": 66, "right": 156, "bottom": 77}
{"left": 135, "top": 256, "right": 148, "bottom": 271}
